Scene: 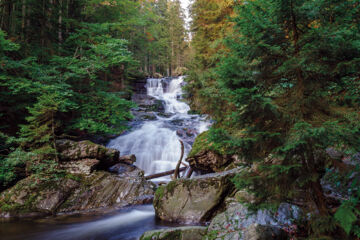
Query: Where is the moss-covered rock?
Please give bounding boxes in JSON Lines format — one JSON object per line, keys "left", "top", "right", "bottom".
{"left": 0, "top": 174, "right": 80, "bottom": 218}
{"left": 153, "top": 168, "right": 242, "bottom": 224}
{"left": 186, "top": 131, "right": 234, "bottom": 173}
{"left": 56, "top": 139, "right": 120, "bottom": 169}
{"left": 140, "top": 226, "right": 207, "bottom": 240}
{"left": 0, "top": 169, "right": 155, "bottom": 218}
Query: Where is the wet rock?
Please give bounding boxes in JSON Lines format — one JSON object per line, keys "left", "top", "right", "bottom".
{"left": 0, "top": 175, "right": 80, "bottom": 217}
{"left": 170, "top": 119, "right": 185, "bottom": 126}
{"left": 138, "top": 112, "right": 158, "bottom": 121}
{"left": 56, "top": 139, "right": 119, "bottom": 169}
{"left": 0, "top": 171, "right": 155, "bottom": 218}
{"left": 132, "top": 94, "right": 166, "bottom": 113}
{"left": 153, "top": 168, "right": 242, "bottom": 224}
{"left": 109, "top": 163, "right": 144, "bottom": 178}
{"left": 185, "top": 129, "right": 195, "bottom": 137}
{"left": 157, "top": 112, "right": 174, "bottom": 118}
{"left": 58, "top": 171, "right": 154, "bottom": 213}
{"left": 176, "top": 129, "right": 185, "bottom": 137}
{"left": 207, "top": 200, "right": 301, "bottom": 240}
{"left": 60, "top": 159, "right": 100, "bottom": 175}
{"left": 186, "top": 150, "right": 232, "bottom": 173}
{"left": 118, "top": 154, "right": 136, "bottom": 165}
{"left": 140, "top": 226, "right": 207, "bottom": 240}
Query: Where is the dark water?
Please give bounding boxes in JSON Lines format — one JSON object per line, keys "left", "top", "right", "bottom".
{"left": 0, "top": 205, "right": 178, "bottom": 240}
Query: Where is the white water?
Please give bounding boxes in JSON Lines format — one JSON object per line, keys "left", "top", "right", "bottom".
{"left": 107, "top": 76, "right": 210, "bottom": 179}
{"left": 1, "top": 77, "right": 210, "bottom": 240}
{"left": 39, "top": 207, "right": 155, "bottom": 240}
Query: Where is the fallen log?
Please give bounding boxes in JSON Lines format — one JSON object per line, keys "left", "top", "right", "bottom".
{"left": 145, "top": 167, "right": 187, "bottom": 180}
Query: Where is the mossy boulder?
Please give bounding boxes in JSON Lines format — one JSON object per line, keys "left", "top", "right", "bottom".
{"left": 140, "top": 226, "right": 207, "bottom": 240}
{"left": 0, "top": 170, "right": 155, "bottom": 218}
{"left": 56, "top": 139, "right": 120, "bottom": 169}
{"left": 186, "top": 131, "right": 234, "bottom": 173}
{"left": 0, "top": 174, "right": 80, "bottom": 218}
{"left": 153, "top": 168, "right": 242, "bottom": 224}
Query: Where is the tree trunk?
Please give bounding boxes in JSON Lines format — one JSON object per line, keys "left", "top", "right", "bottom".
{"left": 174, "top": 140, "right": 184, "bottom": 179}
{"left": 58, "top": 0, "right": 63, "bottom": 44}
{"left": 21, "top": 0, "right": 26, "bottom": 40}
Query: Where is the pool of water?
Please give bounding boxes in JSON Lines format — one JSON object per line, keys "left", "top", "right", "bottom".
{"left": 0, "top": 205, "right": 182, "bottom": 240}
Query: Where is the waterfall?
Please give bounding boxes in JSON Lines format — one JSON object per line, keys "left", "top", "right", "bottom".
{"left": 107, "top": 76, "right": 210, "bottom": 180}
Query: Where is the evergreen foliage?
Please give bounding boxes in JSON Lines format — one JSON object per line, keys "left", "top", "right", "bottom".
{"left": 0, "top": 0, "right": 188, "bottom": 189}
{"left": 188, "top": 0, "right": 360, "bottom": 238}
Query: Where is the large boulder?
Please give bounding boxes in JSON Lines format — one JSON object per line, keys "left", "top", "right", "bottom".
{"left": 153, "top": 168, "right": 242, "bottom": 224}
{"left": 58, "top": 171, "right": 154, "bottom": 213}
{"left": 185, "top": 131, "right": 235, "bottom": 173}
{"left": 140, "top": 226, "right": 207, "bottom": 240}
{"left": 132, "top": 94, "right": 166, "bottom": 113}
{"left": 186, "top": 150, "right": 233, "bottom": 173}
{"left": 56, "top": 139, "right": 120, "bottom": 170}
{"left": 0, "top": 170, "right": 155, "bottom": 218}
{"left": 206, "top": 199, "right": 301, "bottom": 240}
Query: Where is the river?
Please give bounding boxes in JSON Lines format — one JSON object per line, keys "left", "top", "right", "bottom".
{"left": 0, "top": 76, "right": 210, "bottom": 240}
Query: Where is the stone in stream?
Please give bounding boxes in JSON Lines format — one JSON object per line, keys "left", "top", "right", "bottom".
{"left": 153, "top": 168, "right": 242, "bottom": 224}
{"left": 140, "top": 226, "right": 207, "bottom": 240}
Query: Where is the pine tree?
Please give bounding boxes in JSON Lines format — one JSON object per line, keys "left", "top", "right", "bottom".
{"left": 212, "top": 0, "right": 360, "bottom": 237}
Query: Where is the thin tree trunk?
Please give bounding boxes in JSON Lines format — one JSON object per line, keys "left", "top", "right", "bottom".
{"left": 58, "top": 0, "right": 63, "bottom": 44}
{"left": 174, "top": 140, "right": 184, "bottom": 179}
{"left": 22, "top": 0, "right": 26, "bottom": 40}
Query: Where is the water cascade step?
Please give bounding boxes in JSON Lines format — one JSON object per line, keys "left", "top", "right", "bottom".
{"left": 107, "top": 76, "right": 210, "bottom": 180}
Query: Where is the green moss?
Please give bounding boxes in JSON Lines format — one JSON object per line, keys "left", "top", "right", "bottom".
{"left": 65, "top": 173, "right": 82, "bottom": 182}
{"left": 166, "top": 181, "right": 178, "bottom": 195}
{"left": 155, "top": 185, "right": 165, "bottom": 200}
{"left": 188, "top": 131, "right": 211, "bottom": 158}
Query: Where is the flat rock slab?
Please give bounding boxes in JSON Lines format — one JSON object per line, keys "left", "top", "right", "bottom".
{"left": 153, "top": 168, "right": 242, "bottom": 224}
{"left": 0, "top": 171, "right": 155, "bottom": 218}
{"left": 140, "top": 226, "right": 207, "bottom": 240}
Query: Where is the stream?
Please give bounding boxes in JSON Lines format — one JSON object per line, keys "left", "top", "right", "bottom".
{"left": 0, "top": 76, "right": 210, "bottom": 240}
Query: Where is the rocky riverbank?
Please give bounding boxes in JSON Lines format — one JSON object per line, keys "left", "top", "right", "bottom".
{"left": 0, "top": 140, "right": 155, "bottom": 218}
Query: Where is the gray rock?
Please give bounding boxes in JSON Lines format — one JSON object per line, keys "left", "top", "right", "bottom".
{"left": 207, "top": 201, "right": 301, "bottom": 240}
{"left": 140, "top": 226, "right": 207, "bottom": 240}
{"left": 243, "top": 224, "right": 288, "bottom": 240}
{"left": 109, "top": 163, "right": 144, "bottom": 178}
{"left": 56, "top": 139, "right": 120, "bottom": 169}
{"left": 58, "top": 171, "right": 154, "bottom": 213}
{"left": 153, "top": 168, "right": 242, "bottom": 223}
{"left": 0, "top": 171, "right": 155, "bottom": 218}
{"left": 118, "top": 154, "right": 136, "bottom": 165}
{"left": 60, "top": 159, "right": 100, "bottom": 175}
{"left": 186, "top": 150, "right": 232, "bottom": 173}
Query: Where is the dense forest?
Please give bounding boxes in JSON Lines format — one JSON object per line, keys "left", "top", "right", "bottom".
{"left": 187, "top": 0, "right": 360, "bottom": 238}
{"left": 1, "top": 0, "right": 360, "bottom": 239}
{"left": 0, "top": 0, "right": 188, "bottom": 188}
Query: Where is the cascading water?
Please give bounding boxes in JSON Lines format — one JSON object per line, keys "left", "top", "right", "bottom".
{"left": 107, "top": 76, "right": 210, "bottom": 178}
{"left": 2, "top": 76, "right": 210, "bottom": 240}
